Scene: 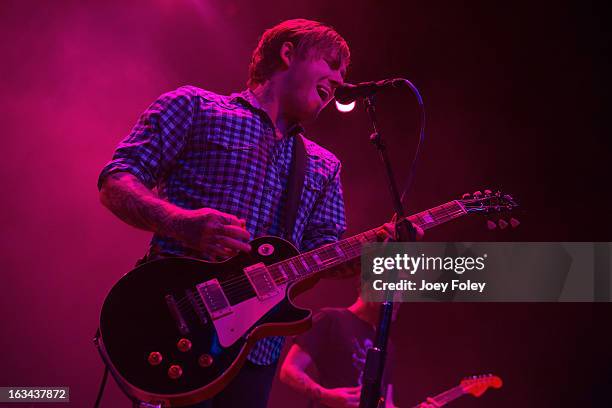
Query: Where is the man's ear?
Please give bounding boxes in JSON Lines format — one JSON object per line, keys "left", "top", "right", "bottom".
{"left": 279, "top": 41, "right": 295, "bottom": 68}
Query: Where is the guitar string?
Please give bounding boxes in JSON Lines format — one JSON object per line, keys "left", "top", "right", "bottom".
{"left": 174, "top": 209, "right": 465, "bottom": 310}
{"left": 173, "top": 227, "right": 379, "bottom": 303}
{"left": 174, "top": 249, "right": 357, "bottom": 309}
{"left": 173, "top": 208, "right": 470, "bottom": 315}
{"left": 174, "top": 236, "right": 367, "bottom": 303}
{"left": 172, "top": 235, "right": 372, "bottom": 309}
{"left": 172, "top": 206, "right": 483, "bottom": 319}
{"left": 173, "top": 208, "right": 467, "bottom": 309}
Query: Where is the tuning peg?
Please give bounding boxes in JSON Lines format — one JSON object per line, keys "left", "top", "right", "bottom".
{"left": 473, "top": 191, "right": 483, "bottom": 198}
{"left": 498, "top": 219, "right": 509, "bottom": 229}
{"left": 484, "top": 189, "right": 492, "bottom": 195}
{"left": 462, "top": 193, "right": 471, "bottom": 199}
{"left": 487, "top": 220, "right": 497, "bottom": 230}
{"left": 510, "top": 217, "right": 520, "bottom": 228}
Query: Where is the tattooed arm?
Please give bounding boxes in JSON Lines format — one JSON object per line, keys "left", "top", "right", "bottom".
{"left": 280, "top": 343, "right": 362, "bottom": 408}
{"left": 100, "top": 172, "right": 178, "bottom": 233}
{"left": 280, "top": 344, "right": 325, "bottom": 402}
{"left": 99, "top": 172, "right": 251, "bottom": 257}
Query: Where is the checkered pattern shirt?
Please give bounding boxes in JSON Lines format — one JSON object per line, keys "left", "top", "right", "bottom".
{"left": 98, "top": 86, "right": 347, "bottom": 365}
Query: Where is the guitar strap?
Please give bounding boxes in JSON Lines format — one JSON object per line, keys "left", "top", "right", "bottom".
{"left": 283, "top": 133, "right": 307, "bottom": 245}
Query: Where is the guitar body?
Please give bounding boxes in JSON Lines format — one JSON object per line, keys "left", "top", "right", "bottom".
{"left": 97, "top": 236, "right": 316, "bottom": 407}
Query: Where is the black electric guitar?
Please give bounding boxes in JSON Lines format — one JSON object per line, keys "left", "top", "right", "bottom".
{"left": 96, "top": 190, "right": 517, "bottom": 407}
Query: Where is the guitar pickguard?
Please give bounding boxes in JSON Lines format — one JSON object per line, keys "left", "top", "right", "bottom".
{"left": 210, "top": 283, "right": 287, "bottom": 347}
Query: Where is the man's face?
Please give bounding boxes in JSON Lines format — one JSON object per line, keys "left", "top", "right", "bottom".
{"left": 280, "top": 53, "right": 346, "bottom": 123}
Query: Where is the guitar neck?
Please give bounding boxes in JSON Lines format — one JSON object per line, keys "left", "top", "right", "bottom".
{"left": 410, "top": 385, "right": 466, "bottom": 408}
{"left": 408, "top": 200, "right": 467, "bottom": 232}
{"left": 266, "top": 200, "right": 467, "bottom": 284}
{"left": 431, "top": 385, "right": 466, "bottom": 407}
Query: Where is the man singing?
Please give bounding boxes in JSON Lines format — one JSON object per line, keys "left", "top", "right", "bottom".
{"left": 98, "top": 18, "right": 414, "bottom": 407}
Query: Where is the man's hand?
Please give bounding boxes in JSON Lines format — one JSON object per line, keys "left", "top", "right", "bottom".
{"left": 165, "top": 207, "right": 251, "bottom": 259}
{"left": 320, "top": 386, "right": 362, "bottom": 408}
{"left": 377, "top": 221, "right": 424, "bottom": 242}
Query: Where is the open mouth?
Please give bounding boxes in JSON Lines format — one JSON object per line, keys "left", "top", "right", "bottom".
{"left": 316, "top": 85, "right": 330, "bottom": 101}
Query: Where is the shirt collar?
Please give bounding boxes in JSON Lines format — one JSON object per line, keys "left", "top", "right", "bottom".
{"left": 230, "top": 90, "right": 305, "bottom": 137}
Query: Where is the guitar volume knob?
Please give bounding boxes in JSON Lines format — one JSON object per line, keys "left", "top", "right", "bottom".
{"left": 177, "top": 338, "right": 192, "bottom": 352}
{"left": 147, "top": 352, "right": 163, "bottom": 366}
{"left": 168, "top": 365, "right": 183, "bottom": 379}
{"left": 198, "top": 353, "right": 214, "bottom": 368}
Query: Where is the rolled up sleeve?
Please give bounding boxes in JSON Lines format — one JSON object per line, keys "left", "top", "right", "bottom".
{"left": 97, "top": 86, "right": 195, "bottom": 190}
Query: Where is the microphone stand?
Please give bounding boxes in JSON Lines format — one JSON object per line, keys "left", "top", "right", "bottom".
{"left": 359, "top": 95, "right": 416, "bottom": 408}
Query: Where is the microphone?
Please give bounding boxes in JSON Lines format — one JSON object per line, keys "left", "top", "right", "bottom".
{"left": 334, "top": 78, "right": 405, "bottom": 104}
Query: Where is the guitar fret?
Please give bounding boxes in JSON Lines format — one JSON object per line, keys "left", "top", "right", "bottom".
{"left": 275, "top": 264, "right": 288, "bottom": 282}
{"left": 410, "top": 201, "right": 466, "bottom": 230}
{"left": 268, "top": 265, "right": 285, "bottom": 283}
{"left": 292, "top": 258, "right": 304, "bottom": 276}
{"left": 300, "top": 255, "right": 313, "bottom": 273}
{"left": 287, "top": 260, "right": 299, "bottom": 279}
{"left": 313, "top": 244, "right": 346, "bottom": 269}
{"left": 339, "top": 240, "right": 356, "bottom": 259}
{"left": 434, "top": 386, "right": 464, "bottom": 405}
{"left": 422, "top": 212, "right": 435, "bottom": 224}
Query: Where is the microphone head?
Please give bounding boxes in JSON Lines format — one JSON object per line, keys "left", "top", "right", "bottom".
{"left": 334, "top": 83, "right": 359, "bottom": 105}
{"left": 334, "top": 79, "right": 404, "bottom": 104}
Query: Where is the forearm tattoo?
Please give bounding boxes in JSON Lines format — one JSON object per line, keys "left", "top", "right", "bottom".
{"left": 286, "top": 370, "right": 323, "bottom": 402}
{"left": 101, "top": 173, "right": 176, "bottom": 234}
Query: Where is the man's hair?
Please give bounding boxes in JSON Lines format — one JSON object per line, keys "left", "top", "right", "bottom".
{"left": 247, "top": 19, "right": 350, "bottom": 88}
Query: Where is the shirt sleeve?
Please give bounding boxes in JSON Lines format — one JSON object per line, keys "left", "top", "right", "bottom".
{"left": 292, "top": 310, "right": 333, "bottom": 362}
{"left": 97, "top": 86, "right": 195, "bottom": 190}
{"left": 300, "top": 162, "right": 347, "bottom": 252}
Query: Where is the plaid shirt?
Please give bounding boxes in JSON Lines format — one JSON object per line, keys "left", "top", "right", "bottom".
{"left": 98, "top": 86, "right": 347, "bottom": 365}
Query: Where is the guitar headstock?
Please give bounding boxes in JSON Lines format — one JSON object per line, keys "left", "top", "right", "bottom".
{"left": 459, "top": 189, "right": 520, "bottom": 230}
{"left": 460, "top": 374, "right": 503, "bottom": 397}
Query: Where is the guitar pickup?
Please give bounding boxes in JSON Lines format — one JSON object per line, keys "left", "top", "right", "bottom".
{"left": 197, "top": 279, "right": 233, "bottom": 320}
{"left": 244, "top": 262, "right": 278, "bottom": 300}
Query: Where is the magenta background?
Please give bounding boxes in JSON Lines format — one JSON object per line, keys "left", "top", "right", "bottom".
{"left": 0, "top": 1, "right": 609, "bottom": 407}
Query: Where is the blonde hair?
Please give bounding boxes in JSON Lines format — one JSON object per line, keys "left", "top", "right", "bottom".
{"left": 247, "top": 19, "right": 350, "bottom": 88}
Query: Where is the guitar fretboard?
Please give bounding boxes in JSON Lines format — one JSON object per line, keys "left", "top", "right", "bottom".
{"left": 266, "top": 200, "right": 467, "bottom": 285}
{"left": 408, "top": 200, "right": 467, "bottom": 231}
{"left": 430, "top": 385, "right": 465, "bottom": 406}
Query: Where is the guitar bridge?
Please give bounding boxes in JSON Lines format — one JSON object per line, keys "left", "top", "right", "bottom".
{"left": 186, "top": 289, "right": 208, "bottom": 325}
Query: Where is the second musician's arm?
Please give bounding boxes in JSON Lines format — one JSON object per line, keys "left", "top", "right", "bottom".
{"left": 280, "top": 343, "right": 362, "bottom": 408}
